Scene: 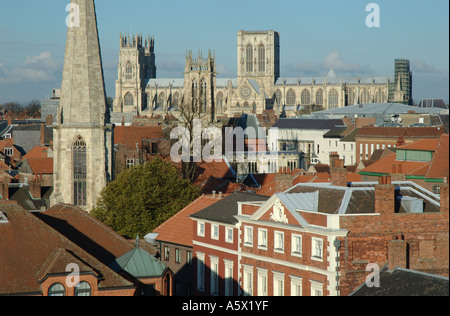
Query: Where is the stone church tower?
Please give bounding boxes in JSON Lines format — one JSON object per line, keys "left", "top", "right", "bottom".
{"left": 51, "top": 0, "right": 113, "bottom": 211}
{"left": 113, "top": 34, "right": 156, "bottom": 114}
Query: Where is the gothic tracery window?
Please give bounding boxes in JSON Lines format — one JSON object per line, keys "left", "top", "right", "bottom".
{"left": 286, "top": 89, "right": 296, "bottom": 106}
{"left": 258, "top": 45, "right": 265, "bottom": 72}
{"left": 73, "top": 136, "right": 87, "bottom": 207}
{"left": 315, "top": 89, "right": 324, "bottom": 106}
{"left": 124, "top": 93, "right": 134, "bottom": 106}
{"left": 125, "top": 62, "right": 133, "bottom": 80}
{"left": 328, "top": 89, "right": 339, "bottom": 109}
{"left": 301, "top": 89, "right": 311, "bottom": 106}
{"left": 246, "top": 45, "right": 253, "bottom": 73}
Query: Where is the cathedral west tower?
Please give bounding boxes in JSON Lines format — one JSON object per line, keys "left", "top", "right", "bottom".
{"left": 51, "top": 0, "right": 113, "bottom": 211}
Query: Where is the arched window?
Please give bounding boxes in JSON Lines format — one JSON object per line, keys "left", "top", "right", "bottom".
{"left": 328, "top": 89, "right": 339, "bottom": 109}
{"left": 433, "top": 185, "right": 441, "bottom": 195}
{"left": 124, "top": 93, "right": 134, "bottom": 106}
{"left": 192, "top": 79, "right": 198, "bottom": 100}
{"left": 258, "top": 45, "right": 265, "bottom": 72}
{"left": 361, "top": 89, "right": 370, "bottom": 104}
{"left": 73, "top": 136, "right": 87, "bottom": 207}
{"left": 246, "top": 45, "right": 253, "bottom": 73}
{"left": 243, "top": 101, "right": 249, "bottom": 108}
{"left": 347, "top": 88, "right": 355, "bottom": 106}
{"left": 216, "top": 92, "right": 224, "bottom": 112}
{"left": 48, "top": 283, "right": 65, "bottom": 296}
{"left": 286, "top": 89, "right": 296, "bottom": 106}
{"left": 158, "top": 92, "right": 165, "bottom": 109}
{"left": 274, "top": 90, "right": 282, "bottom": 106}
{"left": 301, "top": 89, "right": 311, "bottom": 106}
{"left": 375, "top": 88, "right": 384, "bottom": 103}
{"left": 125, "top": 62, "right": 133, "bottom": 80}
{"left": 172, "top": 92, "right": 179, "bottom": 110}
{"left": 315, "top": 89, "right": 323, "bottom": 106}
{"left": 200, "top": 79, "right": 207, "bottom": 112}
{"left": 74, "top": 282, "right": 92, "bottom": 296}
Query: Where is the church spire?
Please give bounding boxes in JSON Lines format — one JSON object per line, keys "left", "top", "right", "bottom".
{"left": 59, "top": 0, "right": 108, "bottom": 126}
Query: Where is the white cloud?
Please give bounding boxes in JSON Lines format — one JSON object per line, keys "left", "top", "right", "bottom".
{"left": 286, "top": 50, "right": 373, "bottom": 77}
{"left": 412, "top": 59, "right": 443, "bottom": 74}
{"left": 0, "top": 52, "right": 62, "bottom": 84}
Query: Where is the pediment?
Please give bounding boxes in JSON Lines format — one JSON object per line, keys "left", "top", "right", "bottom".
{"left": 250, "top": 194, "right": 308, "bottom": 227}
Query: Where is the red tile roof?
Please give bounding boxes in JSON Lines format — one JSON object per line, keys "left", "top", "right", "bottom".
{"left": 427, "top": 134, "right": 449, "bottom": 179}
{"left": 114, "top": 125, "right": 164, "bottom": 149}
{"left": 153, "top": 195, "right": 223, "bottom": 247}
{"left": 356, "top": 126, "right": 445, "bottom": 138}
{"left": 0, "top": 203, "right": 133, "bottom": 295}
{"left": 24, "top": 146, "right": 50, "bottom": 159}
{"left": 26, "top": 157, "right": 53, "bottom": 174}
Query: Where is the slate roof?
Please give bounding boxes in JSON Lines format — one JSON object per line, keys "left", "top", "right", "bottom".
{"left": 272, "top": 118, "right": 344, "bottom": 130}
{"left": 190, "top": 191, "right": 269, "bottom": 224}
{"left": 350, "top": 266, "right": 449, "bottom": 296}
{"left": 285, "top": 181, "right": 441, "bottom": 215}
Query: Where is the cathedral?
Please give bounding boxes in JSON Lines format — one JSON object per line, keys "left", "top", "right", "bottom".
{"left": 113, "top": 30, "right": 412, "bottom": 119}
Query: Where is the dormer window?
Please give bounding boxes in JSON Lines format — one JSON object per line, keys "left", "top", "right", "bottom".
{"left": 4, "top": 148, "right": 13, "bottom": 157}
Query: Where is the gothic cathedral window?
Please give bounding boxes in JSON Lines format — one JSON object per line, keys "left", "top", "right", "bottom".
{"left": 73, "top": 136, "right": 87, "bottom": 207}
{"left": 246, "top": 45, "right": 253, "bottom": 73}
{"left": 124, "top": 93, "right": 134, "bottom": 106}
{"left": 258, "top": 45, "right": 265, "bottom": 73}
{"left": 125, "top": 62, "right": 133, "bottom": 80}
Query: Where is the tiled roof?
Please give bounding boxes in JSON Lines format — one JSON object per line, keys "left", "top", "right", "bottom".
{"left": 152, "top": 195, "right": 223, "bottom": 246}
{"left": 36, "top": 204, "right": 149, "bottom": 265}
{"left": 23, "top": 146, "right": 50, "bottom": 159}
{"left": 0, "top": 203, "right": 133, "bottom": 295}
{"left": 427, "top": 135, "right": 449, "bottom": 179}
{"left": 361, "top": 154, "right": 431, "bottom": 176}
{"left": 114, "top": 125, "right": 164, "bottom": 149}
{"left": 356, "top": 126, "right": 445, "bottom": 138}
{"left": 26, "top": 158, "right": 53, "bottom": 174}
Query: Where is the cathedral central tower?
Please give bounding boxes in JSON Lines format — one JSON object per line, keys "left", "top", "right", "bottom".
{"left": 51, "top": 0, "right": 113, "bottom": 211}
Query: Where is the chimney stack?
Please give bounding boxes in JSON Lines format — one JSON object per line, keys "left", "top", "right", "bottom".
{"left": 330, "top": 159, "right": 348, "bottom": 187}
{"left": 375, "top": 176, "right": 396, "bottom": 215}
{"left": 29, "top": 180, "right": 42, "bottom": 200}
{"left": 388, "top": 234, "right": 408, "bottom": 271}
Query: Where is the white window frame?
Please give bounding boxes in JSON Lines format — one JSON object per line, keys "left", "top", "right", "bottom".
{"left": 224, "top": 260, "right": 234, "bottom": 296}
{"left": 273, "top": 271, "right": 285, "bottom": 296}
{"left": 4, "top": 148, "right": 13, "bottom": 157}
{"left": 258, "top": 228, "right": 268, "bottom": 250}
{"left": 311, "top": 237, "right": 324, "bottom": 262}
{"left": 244, "top": 226, "right": 253, "bottom": 246}
{"left": 225, "top": 227, "right": 233, "bottom": 244}
{"left": 291, "top": 234, "right": 302, "bottom": 257}
{"left": 243, "top": 265, "right": 253, "bottom": 296}
{"left": 257, "top": 268, "right": 268, "bottom": 296}
{"left": 290, "top": 276, "right": 303, "bottom": 296}
{"left": 210, "top": 256, "right": 219, "bottom": 296}
{"left": 311, "top": 280, "right": 323, "bottom": 296}
{"left": 196, "top": 252, "right": 205, "bottom": 292}
{"left": 211, "top": 224, "right": 219, "bottom": 240}
{"left": 274, "top": 231, "right": 284, "bottom": 253}
{"left": 197, "top": 221, "right": 205, "bottom": 237}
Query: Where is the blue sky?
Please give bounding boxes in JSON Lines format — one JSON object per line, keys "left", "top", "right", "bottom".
{"left": 0, "top": 0, "right": 448, "bottom": 104}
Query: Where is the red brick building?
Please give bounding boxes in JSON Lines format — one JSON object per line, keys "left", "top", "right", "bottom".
{"left": 355, "top": 126, "right": 445, "bottom": 163}
{"left": 190, "top": 192, "right": 269, "bottom": 296}
{"left": 189, "top": 166, "right": 449, "bottom": 296}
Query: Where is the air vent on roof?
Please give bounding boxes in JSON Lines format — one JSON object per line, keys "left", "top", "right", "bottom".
{"left": 0, "top": 211, "right": 8, "bottom": 223}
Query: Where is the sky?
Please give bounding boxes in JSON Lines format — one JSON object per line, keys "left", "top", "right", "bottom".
{"left": 0, "top": 0, "right": 448, "bottom": 104}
